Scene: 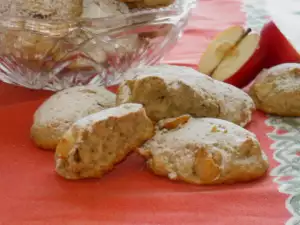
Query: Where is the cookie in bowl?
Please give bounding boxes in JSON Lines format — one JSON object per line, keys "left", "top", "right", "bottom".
{"left": 0, "top": 0, "right": 83, "bottom": 68}
{"left": 117, "top": 64, "right": 255, "bottom": 127}
{"left": 138, "top": 115, "right": 269, "bottom": 185}
{"left": 63, "top": 0, "right": 142, "bottom": 70}
{"left": 55, "top": 103, "right": 154, "bottom": 180}
{"left": 0, "top": 0, "right": 142, "bottom": 71}
{"left": 31, "top": 85, "right": 116, "bottom": 150}
{"left": 249, "top": 63, "right": 300, "bottom": 116}
{"left": 1, "top": 0, "right": 83, "bottom": 18}
{"left": 0, "top": 0, "right": 82, "bottom": 66}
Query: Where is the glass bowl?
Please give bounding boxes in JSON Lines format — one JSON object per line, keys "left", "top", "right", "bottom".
{"left": 0, "top": 0, "right": 197, "bottom": 91}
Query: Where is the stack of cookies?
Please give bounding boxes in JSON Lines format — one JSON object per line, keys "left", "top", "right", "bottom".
{"left": 0, "top": 0, "right": 174, "bottom": 71}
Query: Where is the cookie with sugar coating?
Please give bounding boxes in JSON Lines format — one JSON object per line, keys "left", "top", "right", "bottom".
{"left": 1, "top": 0, "right": 83, "bottom": 19}
{"left": 0, "top": 0, "right": 141, "bottom": 71}
{"left": 31, "top": 85, "right": 116, "bottom": 150}
{"left": 69, "top": 0, "right": 142, "bottom": 69}
{"left": 117, "top": 64, "right": 255, "bottom": 127}
{"left": 138, "top": 115, "right": 269, "bottom": 185}
{"left": 249, "top": 63, "right": 300, "bottom": 116}
{"left": 55, "top": 103, "right": 154, "bottom": 180}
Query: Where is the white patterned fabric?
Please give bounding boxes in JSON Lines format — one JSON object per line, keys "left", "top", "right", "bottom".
{"left": 242, "top": 0, "right": 269, "bottom": 32}
{"left": 266, "top": 0, "right": 300, "bottom": 52}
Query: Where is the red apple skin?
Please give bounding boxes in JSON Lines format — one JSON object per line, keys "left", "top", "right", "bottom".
{"left": 107, "top": 85, "right": 119, "bottom": 93}
{"left": 260, "top": 21, "right": 300, "bottom": 68}
{"left": 222, "top": 21, "right": 300, "bottom": 88}
{"left": 222, "top": 44, "right": 266, "bottom": 88}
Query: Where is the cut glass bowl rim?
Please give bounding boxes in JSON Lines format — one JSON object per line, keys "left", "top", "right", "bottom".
{"left": 0, "top": 0, "right": 197, "bottom": 32}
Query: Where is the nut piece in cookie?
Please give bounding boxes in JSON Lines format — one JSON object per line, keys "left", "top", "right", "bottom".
{"left": 55, "top": 103, "right": 154, "bottom": 180}
{"left": 138, "top": 116, "right": 269, "bottom": 185}
{"left": 117, "top": 64, "right": 255, "bottom": 127}
{"left": 158, "top": 114, "right": 191, "bottom": 130}
{"left": 249, "top": 63, "right": 300, "bottom": 116}
{"left": 31, "top": 85, "right": 116, "bottom": 150}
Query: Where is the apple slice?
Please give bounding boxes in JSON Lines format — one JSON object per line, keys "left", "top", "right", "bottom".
{"left": 211, "top": 32, "right": 266, "bottom": 88}
{"left": 199, "top": 21, "right": 300, "bottom": 88}
{"left": 198, "top": 26, "right": 246, "bottom": 75}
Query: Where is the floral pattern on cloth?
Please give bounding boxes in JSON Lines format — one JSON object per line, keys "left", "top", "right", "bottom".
{"left": 242, "top": 0, "right": 300, "bottom": 224}
{"left": 241, "top": 0, "right": 269, "bottom": 31}
{"left": 267, "top": 117, "right": 300, "bottom": 225}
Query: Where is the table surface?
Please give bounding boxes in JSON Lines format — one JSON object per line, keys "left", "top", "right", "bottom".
{"left": 0, "top": 0, "right": 298, "bottom": 224}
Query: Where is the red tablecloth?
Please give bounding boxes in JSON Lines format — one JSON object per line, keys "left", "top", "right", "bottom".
{"left": 0, "top": 0, "right": 293, "bottom": 224}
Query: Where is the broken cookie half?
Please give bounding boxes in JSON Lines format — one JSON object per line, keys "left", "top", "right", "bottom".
{"left": 138, "top": 115, "right": 269, "bottom": 185}
{"left": 55, "top": 103, "right": 154, "bottom": 180}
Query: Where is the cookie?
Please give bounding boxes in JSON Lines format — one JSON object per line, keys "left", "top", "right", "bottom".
{"left": 1, "top": 0, "right": 142, "bottom": 71}
{"left": 55, "top": 103, "right": 154, "bottom": 179}
{"left": 249, "top": 63, "right": 300, "bottom": 116}
{"left": 1, "top": 30, "right": 60, "bottom": 68}
{"left": 138, "top": 115, "right": 269, "bottom": 185}
{"left": 31, "top": 85, "right": 116, "bottom": 150}
{"left": 82, "top": 0, "right": 129, "bottom": 18}
{"left": 66, "top": 0, "right": 142, "bottom": 70}
{"left": 1, "top": 0, "right": 83, "bottom": 19}
{"left": 0, "top": 0, "right": 83, "bottom": 67}
{"left": 117, "top": 64, "right": 255, "bottom": 126}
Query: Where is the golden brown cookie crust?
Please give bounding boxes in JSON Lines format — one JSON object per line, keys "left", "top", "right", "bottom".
{"left": 55, "top": 103, "right": 154, "bottom": 180}
{"left": 249, "top": 63, "right": 300, "bottom": 116}
{"left": 138, "top": 116, "right": 269, "bottom": 185}
{"left": 117, "top": 65, "right": 255, "bottom": 127}
{"left": 31, "top": 85, "right": 116, "bottom": 150}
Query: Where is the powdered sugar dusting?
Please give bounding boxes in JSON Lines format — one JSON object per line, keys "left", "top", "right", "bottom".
{"left": 82, "top": 0, "right": 129, "bottom": 18}
{"left": 75, "top": 103, "right": 143, "bottom": 128}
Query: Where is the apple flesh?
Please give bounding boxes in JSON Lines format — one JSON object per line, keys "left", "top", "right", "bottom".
{"left": 260, "top": 21, "right": 300, "bottom": 68}
{"left": 211, "top": 32, "right": 266, "bottom": 88}
{"left": 198, "top": 26, "right": 246, "bottom": 75}
{"left": 198, "top": 25, "right": 266, "bottom": 88}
